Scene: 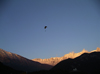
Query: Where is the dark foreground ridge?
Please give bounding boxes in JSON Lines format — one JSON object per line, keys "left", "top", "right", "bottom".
{"left": 28, "top": 52, "right": 100, "bottom": 74}
{"left": 0, "top": 61, "right": 23, "bottom": 74}
{"left": 28, "top": 70, "right": 100, "bottom": 74}
{"left": 50, "top": 52, "right": 100, "bottom": 73}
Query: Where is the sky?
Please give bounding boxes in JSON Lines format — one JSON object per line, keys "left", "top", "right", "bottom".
{"left": 0, "top": 0, "right": 100, "bottom": 59}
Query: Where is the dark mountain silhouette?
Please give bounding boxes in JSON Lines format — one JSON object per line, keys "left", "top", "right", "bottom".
{"left": 0, "top": 48, "right": 52, "bottom": 72}
{"left": 0, "top": 61, "right": 23, "bottom": 74}
{"left": 50, "top": 51, "right": 100, "bottom": 73}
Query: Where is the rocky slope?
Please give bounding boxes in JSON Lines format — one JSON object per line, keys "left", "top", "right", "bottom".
{"left": 0, "top": 48, "right": 52, "bottom": 72}
{"left": 32, "top": 47, "right": 100, "bottom": 66}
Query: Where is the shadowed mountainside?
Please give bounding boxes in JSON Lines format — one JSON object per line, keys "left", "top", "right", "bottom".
{"left": 0, "top": 61, "right": 24, "bottom": 74}
{"left": 50, "top": 49, "right": 100, "bottom": 73}
{"left": 0, "top": 48, "right": 52, "bottom": 72}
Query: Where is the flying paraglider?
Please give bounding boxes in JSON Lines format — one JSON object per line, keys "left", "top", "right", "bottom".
{"left": 44, "top": 26, "right": 47, "bottom": 29}
{"left": 44, "top": 26, "right": 47, "bottom": 32}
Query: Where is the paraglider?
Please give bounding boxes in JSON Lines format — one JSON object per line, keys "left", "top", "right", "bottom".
{"left": 44, "top": 26, "right": 47, "bottom": 29}
{"left": 44, "top": 26, "right": 47, "bottom": 32}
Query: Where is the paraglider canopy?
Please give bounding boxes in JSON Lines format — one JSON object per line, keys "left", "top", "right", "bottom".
{"left": 44, "top": 26, "right": 47, "bottom": 29}
{"left": 44, "top": 26, "right": 47, "bottom": 32}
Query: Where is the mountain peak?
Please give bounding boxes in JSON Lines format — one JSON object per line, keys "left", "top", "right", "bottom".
{"left": 81, "top": 49, "right": 88, "bottom": 53}
{"left": 96, "top": 47, "right": 100, "bottom": 51}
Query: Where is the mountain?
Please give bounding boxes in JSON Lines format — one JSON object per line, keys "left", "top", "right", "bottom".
{"left": 0, "top": 48, "right": 52, "bottom": 72}
{"left": 1, "top": 47, "right": 100, "bottom": 73}
{"left": 32, "top": 48, "right": 90, "bottom": 66}
{"left": 50, "top": 47, "right": 100, "bottom": 73}
{"left": 32, "top": 47, "right": 100, "bottom": 66}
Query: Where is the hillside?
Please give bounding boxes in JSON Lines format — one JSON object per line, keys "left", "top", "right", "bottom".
{"left": 0, "top": 48, "right": 52, "bottom": 72}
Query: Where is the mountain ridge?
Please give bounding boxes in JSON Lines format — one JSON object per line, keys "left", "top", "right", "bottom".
{"left": 32, "top": 47, "right": 100, "bottom": 66}
{"left": 0, "top": 47, "right": 100, "bottom": 72}
{"left": 50, "top": 51, "right": 100, "bottom": 73}
{"left": 0, "top": 48, "right": 52, "bottom": 72}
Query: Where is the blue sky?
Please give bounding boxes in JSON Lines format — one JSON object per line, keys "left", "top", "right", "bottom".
{"left": 0, "top": 0, "right": 100, "bottom": 59}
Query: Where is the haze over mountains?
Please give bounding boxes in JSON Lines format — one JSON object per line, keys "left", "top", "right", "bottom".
{"left": 32, "top": 47, "right": 100, "bottom": 66}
